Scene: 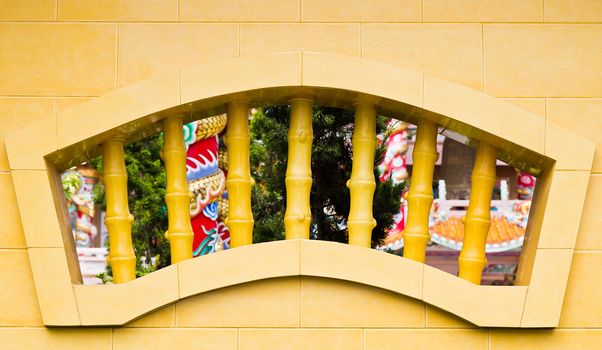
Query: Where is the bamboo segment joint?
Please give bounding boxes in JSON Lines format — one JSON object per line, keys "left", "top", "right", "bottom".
{"left": 162, "top": 116, "right": 194, "bottom": 264}
{"left": 225, "top": 101, "right": 255, "bottom": 247}
{"left": 347, "top": 101, "right": 377, "bottom": 248}
{"left": 403, "top": 120, "right": 439, "bottom": 263}
{"left": 284, "top": 97, "right": 314, "bottom": 240}
{"left": 458, "top": 142, "right": 497, "bottom": 284}
{"left": 102, "top": 135, "right": 136, "bottom": 284}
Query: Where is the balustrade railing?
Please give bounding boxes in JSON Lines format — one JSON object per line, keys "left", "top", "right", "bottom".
{"left": 403, "top": 120, "right": 438, "bottom": 263}
{"left": 459, "top": 142, "right": 497, "bottom": 284}
{"left": 102, "top": 97, "right": 503, "bottom": 285}
{"left": 347, "top": 101, "right": 377, "bottom": 248}
{"left": 162, "top": 116, "right": 194, "bottom": 264}
{"left": 284, "top": 97, "right": 314, "bottom": 240}
{"left": 102, "top": 135, "right": 135, "bottom": 283}
{"left": 225, "top": 101, "right": 254, "bottom": 247}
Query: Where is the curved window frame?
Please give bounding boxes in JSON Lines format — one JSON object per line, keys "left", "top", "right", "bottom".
{"left": 6, "top": 52, "right": 594, "bottom": 328}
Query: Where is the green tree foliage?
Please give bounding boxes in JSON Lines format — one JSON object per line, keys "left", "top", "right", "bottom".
{"left": 93, "top": 105, "right": 404, "bottom": 282}
{"left": 92, "top": 134, "right": 170, "bottom": 280}
{"left": 250, "top": 106, "right": 405, "bottom": 247}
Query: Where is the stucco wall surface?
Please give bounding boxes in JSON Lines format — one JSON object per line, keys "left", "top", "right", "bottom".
{"left": 1, "top": 1, "right": 601, "bottom": 348}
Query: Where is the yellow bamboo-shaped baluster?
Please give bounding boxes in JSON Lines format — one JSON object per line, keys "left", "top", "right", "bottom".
{"left": 459, "top": 142, "right": 497, "bottom": 284}
{"left": 163, "top": 116, "right": 194, "bottom": 264}
{"left": 403, "top": 120, "right": 438, "bottom": 263}
{"left": 225, "top": 101, "right": 254, "bottom": 247}
{"left": 103, "top": 135, "right": 136, "bottom": 283}
{"left": 347, "top": 101, "right": 377, "bottom": 247}
{"left": 284, "top": 97, "right": 314, "bottom": 239}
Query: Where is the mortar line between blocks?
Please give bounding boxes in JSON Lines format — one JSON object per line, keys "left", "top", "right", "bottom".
{"left": 54, "top": 97, "right": 58, "bottom": 151}
{"left": 362, "top": 328, "right": 366, "bottom": 350}
{"left": 544, "top": 98, "right": 548, "bottom": 154}
{"left": 5, "top": 20, "right": 602, "bottom": 24}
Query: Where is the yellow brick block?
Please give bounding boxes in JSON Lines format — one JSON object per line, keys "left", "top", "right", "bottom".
{"left": 0, "top": 23, "right": 117, "bottom": 96}
{"left": 240, "top": 23, "right": 360, "bottom": 56}
{"left": 118, "top": 24, "right": 238, "bottom": 87}
{"left": 0, "top": 0, "right": 56, "bottom": 21}
{"left": 74, "top": 265, "right": 178, "bottom": 325}
{"left": 300, "top": 240, "right": 423, "bottom": 300}
{"left": 126, "top": 305, "right": 175, "bottom": 327}
{"left": 490, "top": 329, "right": 602, "bottom": 349}
{"left": 575, "top": 176, "right": 602, "bottom": 250}
{"left": 547, "top": 98, "right": 602, "bottom": 173}
{"left": 0, "top": 328, "right": 111, "bottom": 350}
{"left": 58, "top": 72, "right": 179, "bottom": 149}
{"left": 544, "top": 0, "right": 602, "bottom": 22}
{"left": 27, "top": 248, "right": 80, "bottom": 325}
{"left": 113, "top": 329, "right": 237, "bottom": 350}
{"left": 177, "top": 277, "right": 300, "bottom": 327}
{"left": 501, "top": 98, "right": 545, "bottom": 117}
{"left": 11, "top": 170, "right": 64, "bottom": 248}
{"left": 0, "top": 98, "right": 55, "bottom": 136}
{"left": 426, "top": 305, "right": 475, "bottom": 328}
{"left": 58, "top": 0, "right": 177, "bottom": 21}
{"left": 180, "top": 0, "right": 299, "bottom": 22}
{"left": 537, "top": 171, "right": 590, "bottom": 248}
{"left": 365, "top": 329, "right": 487, "bottom": 350}
{"left": 302, "top": 52, "right": 423, "bottom": 108}
{"left": 546, "top": 122, "right": 595, "bottom": 171}
{"left": 423, "top": 74, "right": 545, "bottom": 155}
{"left": 239, "top": 329, "right": 362, "bottom": 350}
{"left": 423, "top": 0, "right": 542, "bottom": 22}
{"left": 57, "top": 97, "right": 93, "bottom": 112}
{"left": 484, "top": 24, "right": 602, "bottom": 97}
{"left": 0, "top": 97, "right": 55, "bottom": 171}
{"left": 423, "top": 265, "right": 526, "bottom": 327}
{"left": 180, "top": 52, "right": 302, "bottom": 104}
{"left": 521, "top": 249, "right": 573, "bottom": 327}
{"left": 300, "top": 277, "right": 425, "bottom": 328}
{"left": 178, "top": 240, "right": 300, "bottom": 298}
{"left": 559, "top": 252, "right": 602, "bottom": 327}
{"left": 0, "top": 250, "right": 42, "bottom": 326}
{"left": 301, "top": 0, "right": 421, "bottom": 22}
{"left": 363, "top": 24, "right": 483, "bottom": 90}
{"left": 0, "top": 174, "right": 26, "bottom": 248}
{"left": 5, "top": 117, "right": 57, "bottom": 171}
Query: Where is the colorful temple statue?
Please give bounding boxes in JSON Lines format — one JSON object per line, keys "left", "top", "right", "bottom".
{"left": 184, "top": 115, "right": 230, "bottom": 256}
{"left": 415, "top": 172, "right": 536, "bottom": 253}
{"left": 377, "top": 123, "right": 535, "bottom": 257}
{"left": 378, "top": 120, "right": 410, "bottom": 249}
{"left": 517, "top": 171, "right": 536, "bottom": 200}
{"left": 61, "top": 164, "right": 100, "bottom": 248}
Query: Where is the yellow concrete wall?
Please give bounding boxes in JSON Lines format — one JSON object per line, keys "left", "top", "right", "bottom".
{"left": 1, "top": 0, "right": 601, "bottom": 348}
